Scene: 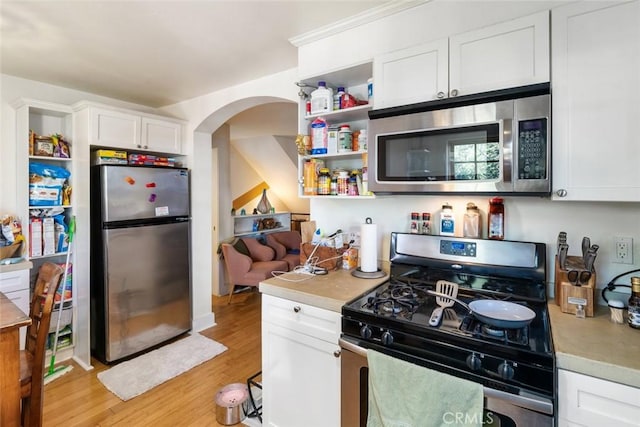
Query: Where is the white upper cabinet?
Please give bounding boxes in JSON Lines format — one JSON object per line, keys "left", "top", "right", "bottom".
{"left": 373, "top": 10, "right": 550, "bottom": 109}
{"left": 449, "top": 10, "right": 550, "bottom": 97}
{"left": 140, "top": 116, "right": 182, "bottom": 154}
{"left": 90, "top": 107, "right": 141, "bottom": 149}
{"left": 373, "top": 38, "right": 448, "bottom": 108}
{"left": 76, "top": 103, "right": 184, "bottom": 155}
{"left": 551, "top": 0, "right": 640, "bottom": 201}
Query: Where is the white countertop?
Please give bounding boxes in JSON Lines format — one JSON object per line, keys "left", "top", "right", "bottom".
{"left": 259, "top": 268, "right": 388, "bottom": 312}
{"left": 0, "top": 260, "right": 32, "bottom": 274}
{"left": 548, "top": 302, "right": 640, "bottom": 388}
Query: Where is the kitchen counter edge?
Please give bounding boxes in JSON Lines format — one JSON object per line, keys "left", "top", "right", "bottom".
{"left": 259, "top": 268, "right": 389, "bottom": 312}
{"left": 548, "top": 302, "right": 640, "bottom": 388}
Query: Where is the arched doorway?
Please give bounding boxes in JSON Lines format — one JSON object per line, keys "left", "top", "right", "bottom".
{"left": 189, "top": 94, "right": 307, "bottom": 328}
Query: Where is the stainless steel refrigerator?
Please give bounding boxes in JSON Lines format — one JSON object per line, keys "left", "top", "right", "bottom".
{"left": 90, "top": 165, "right": 191, "bottom": 363}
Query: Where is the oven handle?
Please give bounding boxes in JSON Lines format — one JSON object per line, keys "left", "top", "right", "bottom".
{"left": 338, "top": 338, "right": 554, "bottom": 416}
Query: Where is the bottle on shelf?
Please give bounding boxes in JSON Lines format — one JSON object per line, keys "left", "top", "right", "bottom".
{"left": 440, "top": 203, "right": 455, "bottom": 236}
{"left": 338, "top": 124, "right": 352, "bottom": 152}
{"left": 410, "top": 212, "right": 419, "bottom": 234}
{"left": 310, "top": 81, "right": 333, "bottom": 115}
{"left": 421, "top": 213, "right": 431, "bottom": 235}
{"left": 333, "top": 87, "right": 345, "bottom": 111}
{"left": 628, "top": 277, "right": 640, "bottom": 329}
{"left": 488, "top": 197, "right": 505, "bottom": 240}
{"left": 463, "top": 203, "right": 481, "bottom": 238}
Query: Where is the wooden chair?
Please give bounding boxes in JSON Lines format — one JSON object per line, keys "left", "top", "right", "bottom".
{"left": 19, "top": 262, "right": 64, "bottom": 427}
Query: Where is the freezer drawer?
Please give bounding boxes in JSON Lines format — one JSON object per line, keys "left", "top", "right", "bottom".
{"left": 100, "top": 165, "right": 189, "bottom": 222}
{"left": 100, "top": 221, "right": 191, "bottom": 362}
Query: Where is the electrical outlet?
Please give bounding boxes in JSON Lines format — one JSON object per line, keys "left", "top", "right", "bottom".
{"left": 614, "top": 236, "right": 634, "bottom": 264}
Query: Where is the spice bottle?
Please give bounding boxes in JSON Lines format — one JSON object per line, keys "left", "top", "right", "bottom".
{"left": 440, "top": 203, "right": 455, "bottom": 236}
{"left": 410, "top": 212, "right": 420, "bottom": 234}
{"left": 421, "top": 213, "right": 431, "bottom": 235}
{"left": 317, "top": 168, "right": 331, "bottom": 195}
{"left": 463, "top": 203, "right": 481, "bottom": 238}
{"left": 628, "top": 277, "right": 640, "bottom": 329}
{"left": 488, "top": 197, "right": 505, "bottom": 240}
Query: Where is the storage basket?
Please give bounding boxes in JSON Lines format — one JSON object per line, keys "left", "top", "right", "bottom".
{"left": 49, "top": 307, "right": 73, "bottom": 333}
{"left": 0, "top": 241, "right": 24, "bottom": 260}
{"left": 300, "top": 242, "right": 347, "bottom": 271}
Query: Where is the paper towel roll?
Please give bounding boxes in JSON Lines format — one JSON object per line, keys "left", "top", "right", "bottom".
{"left": 360, "top": 219, "right": 378, "bottom": 272}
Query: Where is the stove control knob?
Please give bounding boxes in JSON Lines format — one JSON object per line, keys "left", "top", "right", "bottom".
{"left": 381, "top": 331, "right": 394, "bottom": 346}
{"left": 466, "top": 353, "right": 482, "bottom": 371}
{"left": 498, "top": 361, "right": 515, "bottom": 380}
{"left": 360, "top": 325, "right": 373, "bottom": 339}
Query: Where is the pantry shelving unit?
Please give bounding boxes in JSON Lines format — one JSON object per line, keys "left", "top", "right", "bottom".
{"left": 233, "top": 212, "right": 292, "bottom": 237}
{"left": 297, "top": 61, "right": 374, "bottom": 199}
{"left": 13, "top": 99, "right": 80, "bottom": 367}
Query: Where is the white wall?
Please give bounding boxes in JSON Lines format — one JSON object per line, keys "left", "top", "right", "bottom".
{"left": 298, "top": 0, "right": 640, "bottom": 303}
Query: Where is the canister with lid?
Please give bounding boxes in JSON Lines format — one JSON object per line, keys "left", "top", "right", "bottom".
{"left": 338, "top": 124, "right": 352, "bottom": 152}
{"left": 317, "top": 168, "right": 331, "bottom": 195}
{"left": 337, "top": 170, "right": 349, "bottom": 196}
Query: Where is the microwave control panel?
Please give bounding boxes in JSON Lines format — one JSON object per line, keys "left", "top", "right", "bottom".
{"left": 517, "top": 118, "right": 547, "bottom": 180}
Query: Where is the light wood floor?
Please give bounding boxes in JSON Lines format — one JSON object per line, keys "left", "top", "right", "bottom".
{"left": 42, "top": 290, "right": 262, "bottom": 426}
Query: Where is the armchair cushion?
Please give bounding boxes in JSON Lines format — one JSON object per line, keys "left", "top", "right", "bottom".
{"left": 240, "top": 237, "right": 276, "bottom": 262}
{"left": 265, "top": 231, "right": 302, "bottom": 270}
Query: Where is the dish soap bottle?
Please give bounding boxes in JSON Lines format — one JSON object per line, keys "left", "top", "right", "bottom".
{"left": 439, "top": 203, "right": 455, "bottom": 236}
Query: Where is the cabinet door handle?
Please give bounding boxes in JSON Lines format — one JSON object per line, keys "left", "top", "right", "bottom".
{"left": 555, "top": 189, "right": 568, "bottom": 197}
{"left": 293, "top": 306, "right": 301, "bottom": 313}
{"left": 333, "top": 350, "right": 341, "bottom": 358}
{"left": 450, "top": 89, "right": 459, "bottom": 97}
{"left": 437, "top": 91, "right": 445, "bottom": 99}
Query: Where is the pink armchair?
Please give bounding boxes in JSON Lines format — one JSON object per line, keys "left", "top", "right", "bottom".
{"left": 221, "top": 237, "right": 288, "bottom": 304}
{"left": 265, "top": 231, "right": 302, "bottom": 270}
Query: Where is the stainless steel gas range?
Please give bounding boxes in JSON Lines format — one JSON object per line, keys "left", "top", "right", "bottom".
{"left": 340, "top": 232, "right": 554, "bottom": 427}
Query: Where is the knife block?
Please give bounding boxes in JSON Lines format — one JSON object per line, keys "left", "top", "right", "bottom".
{"left": 555, "top": 255, "right": 596, "bottom": 317}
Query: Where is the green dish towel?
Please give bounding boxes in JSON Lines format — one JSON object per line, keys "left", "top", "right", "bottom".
{"left": 367, "top": 350, "right": 484, "bottom": 427}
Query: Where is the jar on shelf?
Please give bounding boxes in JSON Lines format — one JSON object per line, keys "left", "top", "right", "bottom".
{"left": 337, "top": 170, "right": 349, "bottom": 196}
{"left": 317, "top": 168, "right": 331, "bottom": 195}
{"left": 463, "top": 203, "right": 481, "bottom": 238}
{"left": 348, "top": 170, "right": 359, "bottom": 196}
{"left": 338, "top": 125, "right": 352, "bottom": 152}
{"left": 488, "top": 197, "right": 505, "bottom": 240}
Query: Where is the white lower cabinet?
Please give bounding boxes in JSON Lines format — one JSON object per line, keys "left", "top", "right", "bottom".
{"left": 0, "top": 267, "right": 31, "bottom": 347}
{"left": 558, "top": 369, "right": 640, "bottom": 427}
{"left": 261, "top": 294, "right": 341, "bottom": 427}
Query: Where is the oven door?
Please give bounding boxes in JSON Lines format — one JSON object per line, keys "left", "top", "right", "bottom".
{"left": 339, "top": 338, "right": 554, "bottom": 427}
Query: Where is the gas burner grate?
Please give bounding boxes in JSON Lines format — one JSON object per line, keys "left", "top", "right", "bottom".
{"left": 460, "top": 316, "right": 530, "bottom": 347}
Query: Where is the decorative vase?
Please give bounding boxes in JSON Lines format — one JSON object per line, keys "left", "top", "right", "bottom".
{"left": 256, "top": 189, "right": 272, "bottom": 214}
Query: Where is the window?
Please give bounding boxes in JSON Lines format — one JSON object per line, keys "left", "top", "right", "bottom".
{"left": 449, "top": 139, "right": 500, "bottom": 180}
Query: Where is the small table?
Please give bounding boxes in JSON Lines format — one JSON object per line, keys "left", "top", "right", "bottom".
{"left": 0, "top": 292, "right": 31, "bottom": 427}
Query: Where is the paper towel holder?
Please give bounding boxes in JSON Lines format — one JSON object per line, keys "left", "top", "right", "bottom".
{"left": 352, "top": 217, "right": 386, "bottom": 279}
{"left": 352, "top": 267, "right": 386, "bottom": 279}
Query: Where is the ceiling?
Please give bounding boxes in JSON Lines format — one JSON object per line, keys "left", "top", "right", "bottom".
{"left": 0, "top": 0, "right": 390, "bottom": 108}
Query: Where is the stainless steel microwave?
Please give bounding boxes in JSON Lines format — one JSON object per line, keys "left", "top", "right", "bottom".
{"left": 368, "top": 83, "right": 551, "bottom": 195}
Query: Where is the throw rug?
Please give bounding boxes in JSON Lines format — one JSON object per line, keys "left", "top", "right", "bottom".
{"left": 97, "top": 333, "right": 228, "bottom": 401}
